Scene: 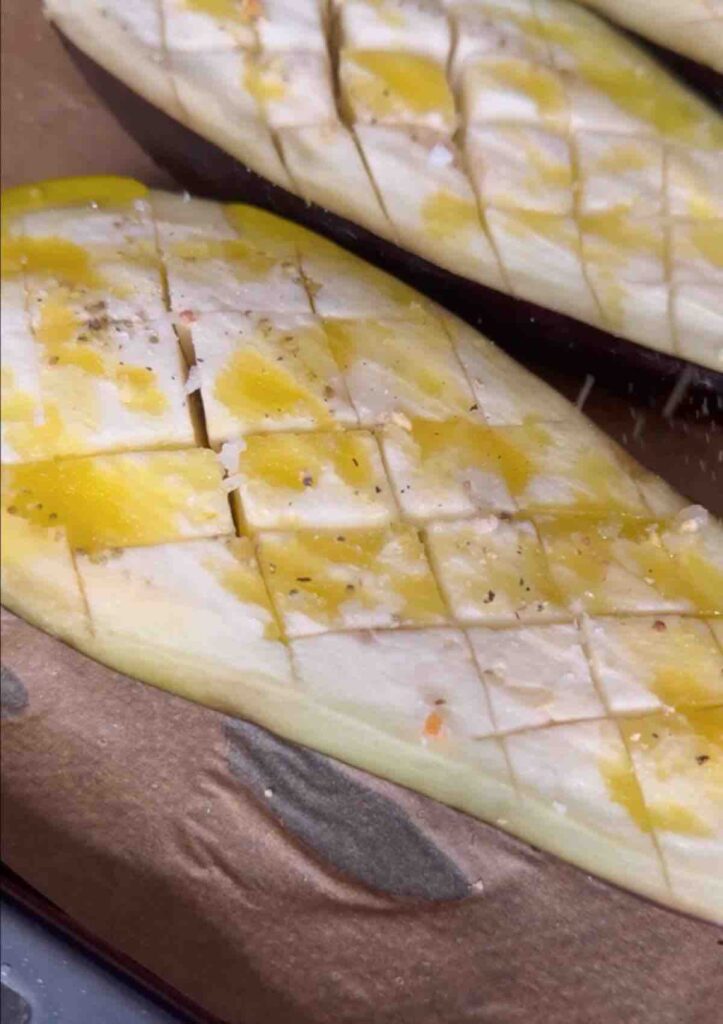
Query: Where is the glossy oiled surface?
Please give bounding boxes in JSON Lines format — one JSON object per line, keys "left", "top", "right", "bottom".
{"left": 1, "top": 179, "right": 722, "bottom": 923}
{"left": 44, "top": 0, "right": 723, "bottom": 371}
{"left": 577, "top": 0, "right": 723, "bottom": 71}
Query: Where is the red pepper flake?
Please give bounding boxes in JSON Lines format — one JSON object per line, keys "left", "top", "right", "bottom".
{"left": 652, "top": 620, "right": 667, "bottom": 632}
{"left": 423, "top": 710, "right": 444, "bottom": 739}
{"left": 179, "top": 309, "right": 197, "bottom": 324}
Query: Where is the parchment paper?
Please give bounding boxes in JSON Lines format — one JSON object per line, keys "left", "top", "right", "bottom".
{"left": 1, "top": 4, "right": 722, "bottom": 1022}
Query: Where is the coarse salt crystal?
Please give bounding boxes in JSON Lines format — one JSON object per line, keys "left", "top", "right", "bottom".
{"left": 676, "top": 505, "right": 709, "bottom": 533}
{"left": 222, "top": 473, "right": 243, "bottom": 493}
{"left": 219, "top": 438, "right": 247, "bottom": 473}
{"left": 184, "top": 364, "right": 202, "bottom": 395}
{"left": 428, "top": 144, "right": 454, "bottom": 168}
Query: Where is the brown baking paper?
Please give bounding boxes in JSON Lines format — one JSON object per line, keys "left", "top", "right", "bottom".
{"left": 2, "top": 4, "right": 723, "bottom": 1022}
{"left": 3, "top": 608, "right": 723, "bottom": 1024}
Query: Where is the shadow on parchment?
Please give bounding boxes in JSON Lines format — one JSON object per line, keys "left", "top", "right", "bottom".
{"left": 54, "top": 31, "right": 723, "bottom": 510}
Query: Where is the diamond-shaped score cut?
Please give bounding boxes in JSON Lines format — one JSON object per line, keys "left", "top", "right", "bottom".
{"left": 485, "top": 208, "right": 601, "bottom": 324}
{"left": 387, "top": 417, "right": 646, "bottom": 519}
{"left": 186, "top": 311, "right": 356, "bottom": 445}
{"left": 443, "top": 312, "right": 573, "bottom": 425}
{"left": 1, "top": 449, "right": 232, "bottom": 552}
{"left": 620, "top": 710, "right": 723, "bottom": 917}
{"left": 1, "top": 494, "right": 90, "bottom": 642}
{"left": 585, "top": 615, "right": 723, "bottom": 715}
{"left": 505, "top": 717, "right": 667, "bottom": 890}
{"left": 466, "top": 124, "right": 574, "bottom": 215}
{"left": 355, "top": 125, "right": 507, "bottom": 290}
{"left": 166, "top": 49, "right": 293, "bottom": 191}
{"left": 11, "top": 206, "right": 166, "bottom": 327}
{"left": 659, "top": 511, "right": 723, "bottom": 616}
{"left": 497, "top": 418, "right": 647, "bottom": 514}
{"left": 151, "top": 191, "right": 239, "bottom": 245}
{"left": 667, "top": 145, "right": 723, "bottom": 220}
{"left": 576, "top": 132, "right": 664, "bottom": 218}
{"left": 339, "top": 49, "right": 457, "bottom": 134}
{"left": 77, "top": 536, "right": 293, "bottom": 687}
{"left": 230, "top": 430, "right": 397, "bottom": 530}
{"left": 535, "top": 0, "right": 721, "bottom": 144}
{"left": 426, "top": 516, "right": 566, "bottom": 625}
{"left": 580, "top": 213, "right": 673, "bottom": 352}
{"left": 469, "top": 622, "right": 604, "bottom": 731}
{"left": 255, "top": 0, "right": 327, "bottom": 53}
{"left": 536, "top": 514, "right": 719, "bottom": 616}
{"left": 380, "top": 418, "right": 519, "bottom": 522}
{"left": 670, "top": 219, "right": 723, "bottom": 370}
{"left": 459, "top": 54, "right": 569, "bottom": 130}
{"left": 11, "top": 318, "right": 195, "bottom": 463}
{"left": 295, "top": 233, "right": 430, "bottom": 320}
{"left": 276, "top": 122, "right": 394, "bottom": 244}
{"left": 339, "top": 0, "right": 452, "bottom": 64}
{"left": 158, "top": 220, "right": 310, "bottom": 318}
{"left": 449, "top": 0, "right": 549, "bottom": 77}
{"left": 161, "top": 0, "right": 257, "bottom": 50}
{"left": 21, "top": 196, "right": 157, "bottom": 249}
{"left": 292, "top": 627, "right": 496, "bottom": 739}
{"left": 323, "top": 317, "right": 477, "bottom": 426}
{"left": 258, "top": 525, "right": 447, "bottom": 636}
{"left": 244, "top": 51, "right": 338, "bottom": 130}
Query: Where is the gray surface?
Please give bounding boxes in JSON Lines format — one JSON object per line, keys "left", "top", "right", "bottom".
{"left": 225, "top": 719, "right": 471, "bottom": 901}
{"left": 1, "top": 896, "right": 189, "bottom": 1024}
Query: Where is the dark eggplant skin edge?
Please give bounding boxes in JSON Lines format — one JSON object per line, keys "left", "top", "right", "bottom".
{"left": 54, "top": 27, "right": 723, "bottom": 409}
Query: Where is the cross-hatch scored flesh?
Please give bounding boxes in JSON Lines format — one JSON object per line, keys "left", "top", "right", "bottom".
{"left": 2, "top": 178, "right": 722, "bottom": 924}
{"left": 43, "top": 0, "right": 723, "bottom": 370}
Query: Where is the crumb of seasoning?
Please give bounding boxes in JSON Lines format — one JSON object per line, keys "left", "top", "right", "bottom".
{"left": 696, "top": 755, "right": 710, "bottom": 765}
{"left": 289, "top": 588, "right": 299, "bottom": 596}
{"left": 296, "top": 576, "right": 312, "bottom": 583}
{"left": 652, "top": 620, "right": 667, "bottom": 632}
{"left": 374, "top": 485, "right": 382, "bottom": 494}
{"left": 483, "top": 590, "right": 495, "bottom": 604}
{"left": 423, "top": 710, "right": 444, "bottom": 739}
{"left": 352, "top": 457, "right": 359, "bottom": 467}
{"left": 302, "top": 473, "right": 314, "bottom": 487}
